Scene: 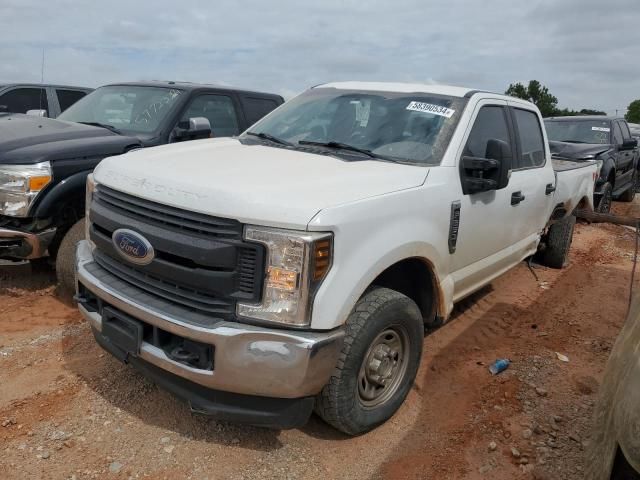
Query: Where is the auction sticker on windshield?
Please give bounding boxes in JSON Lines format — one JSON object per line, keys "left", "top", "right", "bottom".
{"left": 592, "top": 126, "right": 610, "bottom": 132}
{"left": 406, "top": 101, "right": 455, "bottom": 118}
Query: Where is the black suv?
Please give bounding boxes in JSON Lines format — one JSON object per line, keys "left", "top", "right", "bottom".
{"left": 0, "top": 81, "right": 284, "bottom": 295}
{"left": 0, "top": 83, "right": 92, "bottom": 117}
{"left": 545, "top": 116, "right": 639, "bottom": 213}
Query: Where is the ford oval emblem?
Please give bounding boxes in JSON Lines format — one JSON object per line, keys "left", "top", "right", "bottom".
{"left": 112, "top": 229, "right": 155, "bottom": 265}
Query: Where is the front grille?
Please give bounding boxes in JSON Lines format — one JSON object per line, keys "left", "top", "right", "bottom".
{"left": 95, "top": 186, "right": 243, "bottom": 240}
{"left": 94, "top": 250, "right": 235, "bottom": 316}
{"left": 90, "top": 186, "right": 265, "bottom": 320}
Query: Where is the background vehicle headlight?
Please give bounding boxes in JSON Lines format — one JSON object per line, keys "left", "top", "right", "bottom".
{"left": 85, "top": 174, "right": 96, "bottom": 249}
{"left": 0, "top": 162, "right": 52, "bottom": 217}
{"left": 237, "top": 226, "right": 333, "bottom": 327}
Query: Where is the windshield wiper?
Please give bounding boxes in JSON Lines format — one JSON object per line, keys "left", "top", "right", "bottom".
{"left": 245, "top": 131, "right": 293, "bottom": 146}
{"left": 79, "top": 122, "right": 120, "bottom": 134}
{"left": 559, "top": 139, "right": 586, "bottom": 144}
{"left": 298, "top": 140, "right": 383, "bottom": 159}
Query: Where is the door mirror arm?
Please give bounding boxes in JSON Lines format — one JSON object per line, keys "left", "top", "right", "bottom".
{"left": 460, "top": 138, "right": 512, "bottom": 195}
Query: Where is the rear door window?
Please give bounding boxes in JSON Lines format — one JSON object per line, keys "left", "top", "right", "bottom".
{"left": 180, "top": 94, "right": 240, "bottom": 137}
{"left": 512, "top": 108, "right": 546, "bottom": 169}
{"left": 56, "top": 89, "right": 88, "bottom": 112}
{"left": 0, "top": 88, "right": 48, "bottom": 114}
{"left": 241, "top": 96, "right": 280, "bottom": 126}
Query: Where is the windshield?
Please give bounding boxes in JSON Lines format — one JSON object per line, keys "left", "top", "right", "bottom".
{"left": 58, "top": 85, "right": 183, "bottom": 134}
{"left": 545, "top": 119, "right": 612, "bottom": 145}
{"left": 241, "top": 88, "right": 467, "bottom": 165}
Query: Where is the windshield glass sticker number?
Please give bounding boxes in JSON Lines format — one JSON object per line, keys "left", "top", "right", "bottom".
{"left": 406, "top": 101, "right": 455, "bottom": 118}
{"left": 592, "top": 126, "right": 610, "bottom": 132}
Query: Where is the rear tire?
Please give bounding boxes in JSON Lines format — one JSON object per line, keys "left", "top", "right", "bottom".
{"left": 315, "top": 287, "right": 423, "bottom": 436}
{"left": 619, "top": 174, "right": 637, "bottom": 202}
{"left": 596, "top": 182, "right": 613, "bottom": 213}
{"left": 539, "top": 215, "right": 576, "bottom": 269}
{"left": 55, "top": 219, "right": 85, "bottom": 303}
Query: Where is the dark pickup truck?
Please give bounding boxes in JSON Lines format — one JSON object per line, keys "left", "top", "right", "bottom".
{"left": 0, "top": 83, "right": 92, "bottom": 117}
{"left": 545, "top": 116, "right": 639, "bottom": 213}
{"left": 0, "top": 81, "right": 284, "bottom": 295}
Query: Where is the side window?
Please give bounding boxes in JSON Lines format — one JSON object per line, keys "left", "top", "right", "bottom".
{"left": 513, "top": 109, "right": 546, "bottom": 169}
{"left": 180, "top": 95, "right": 239, "bottom": 137}
{"left": 613, "top": 122, "right": 624, "bottom": 145}
{"left": 619, "top": 121, "right": 632, "bottom": 141}
{"left": 241, "top": 96, "right": 280, "bottom": 126}
{"left": 56, "top": 89, "right": 87, "bottom": 112}
{"left": 464, "top": 105, "right": 511, "bottom": 160}
{"left": 0, "top": 88, "right": 48, "bottom": 114}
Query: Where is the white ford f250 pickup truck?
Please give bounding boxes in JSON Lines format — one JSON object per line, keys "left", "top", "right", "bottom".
{"left": 75, "top": 82, "right": 598, "bottom": 435}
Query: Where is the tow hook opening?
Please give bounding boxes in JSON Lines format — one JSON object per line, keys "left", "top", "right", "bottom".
{"left": 165, "top": 339, "right": 214, "bottom": 371}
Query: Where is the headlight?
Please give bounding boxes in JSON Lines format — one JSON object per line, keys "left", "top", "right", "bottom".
{"left": 0, "top": 162, "right": 52, "bottom": 217}
{"left": 237, "top": 226, "right": 333, "bottom": 327}
{"left": 85, "top": 174, "right": 97, "bottom": 249}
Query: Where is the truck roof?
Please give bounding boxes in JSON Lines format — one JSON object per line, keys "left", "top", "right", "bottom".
{"left": 104, "top": 81, "right": 283, "bottom": 99}
{"left": 545, "top": 115, "right": 625, "bottom": 122}
{"left": 0, "top": 83, "right": 91, "bottom": 90}
{"left": 315, "top": 81, "right": 484, "bottom": 98}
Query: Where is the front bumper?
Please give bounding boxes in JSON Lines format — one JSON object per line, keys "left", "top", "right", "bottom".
{"left": 0, "top": 226, "right": 56, "bottom": 260}
{"left": 75, "top": 240, "right": 344, "bottom": 403}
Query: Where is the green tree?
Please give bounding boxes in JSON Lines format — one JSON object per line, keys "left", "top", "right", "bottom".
{"left": 579, "top": 109, "right": 606, "bottom": 116}
{"left": 505, "top": 80, "right": 559, "bottom": 117}
{"left": 626, "top": 100, "right": 640, "bottom": 123}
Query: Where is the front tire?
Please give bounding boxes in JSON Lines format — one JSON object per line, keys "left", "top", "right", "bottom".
{"left": 55, "top": 218, "right": 85, "bottom": 303}
{"left": 315, "top": 287, "right": 423, "bottom": 435}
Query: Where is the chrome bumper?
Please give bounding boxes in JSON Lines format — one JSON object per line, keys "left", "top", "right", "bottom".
{"left": 0, "top": 226, "right": 56, "bottom": 259}
{"left": 75, "top": 240, "right": 344, "bottom": 399}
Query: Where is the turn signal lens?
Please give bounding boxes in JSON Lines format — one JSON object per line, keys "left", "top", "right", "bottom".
{"left": 29, "top": 175, "right": 52, "bottom": 191}
{"left": 313, "top": 239, "right": 332, "bottom": 281}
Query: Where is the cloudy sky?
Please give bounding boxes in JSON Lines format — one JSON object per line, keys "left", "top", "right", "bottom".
{"left": 0, "top": 0, "right": 638, "bottom": 114}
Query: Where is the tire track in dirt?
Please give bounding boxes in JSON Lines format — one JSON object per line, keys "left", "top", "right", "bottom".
{"left": 378, "top": 223, "right": 632, "bottom": 479}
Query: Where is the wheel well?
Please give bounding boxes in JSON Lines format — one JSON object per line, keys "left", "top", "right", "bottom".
{"left": 576, "top": 196, "right": 590, "bottom": 211}
{"left": 48, "top": 194, "right": 85, "bottom": 259}
{"left": 371, "top": 258, "right": 439, "bottom": 323}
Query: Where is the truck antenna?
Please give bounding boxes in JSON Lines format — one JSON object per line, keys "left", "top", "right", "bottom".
{"left": 40, "top": 49, "right": 45, "bottom": 110}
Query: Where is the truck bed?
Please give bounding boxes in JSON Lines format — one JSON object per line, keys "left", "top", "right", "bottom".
{"left": 551, "top": 158, "right": 598, "bottom": 217}
{"left": 552, "top": 158, "right": 596, "bottom": 172}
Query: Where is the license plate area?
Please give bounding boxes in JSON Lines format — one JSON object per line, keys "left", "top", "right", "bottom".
{"left": 102, "top": 307, "right": 143, "bottom": 356}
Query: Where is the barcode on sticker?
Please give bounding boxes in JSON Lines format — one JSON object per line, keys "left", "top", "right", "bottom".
{"left": 406, "top": 101, "right": 455, "bottom": 118}
{"left": 592, "top": 126, "right": 610, "bottom": 132}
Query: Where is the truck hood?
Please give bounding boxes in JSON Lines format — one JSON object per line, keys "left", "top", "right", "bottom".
{"left": 94, "top": 138, "right": 429, "bottom": 229}
{"left": 0, "top": 113, "right": 141, "bottom": 165}
{"left": 548, "top": 140, "right": 612, "bottom": 160}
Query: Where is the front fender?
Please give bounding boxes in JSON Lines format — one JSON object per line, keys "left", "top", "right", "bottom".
{"left": 597, "top": 157, "right": 616, "bottom": 189}
{"left": 307, "top": 186, "right": 451, "bottom": 330}
{"left": 32, "top": 170, "right": 91, "bottom": 218}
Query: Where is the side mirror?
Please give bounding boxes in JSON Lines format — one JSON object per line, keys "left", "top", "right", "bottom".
{"left": 460, "top": 138, "right": 512, "bottom": 195}
{"left": 0, "top": 105, "right": 7, "bottom": 113}
{"left": 622, "top": 138, "right": 638, "bottom": 150}
{"left": 174, "top": 117, "right": 212, "bottom": 141}
{"left": 26, "top": 109, "right": 47, "bottom": 117}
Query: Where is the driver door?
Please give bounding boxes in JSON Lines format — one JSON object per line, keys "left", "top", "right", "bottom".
{"left": 450, "top": 100, "right": 520, "bottom": 299}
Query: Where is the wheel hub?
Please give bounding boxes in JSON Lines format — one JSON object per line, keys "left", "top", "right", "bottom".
{"left": 358, "top": 326, "right": 409, "bottom": 408}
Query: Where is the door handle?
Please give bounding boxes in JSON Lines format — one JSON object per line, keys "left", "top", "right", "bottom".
{"left": 545, "top": 183, "right": 556, "bottom": 195}
{"left": 511, "top": 191, "right": 525, "bottom": 205}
